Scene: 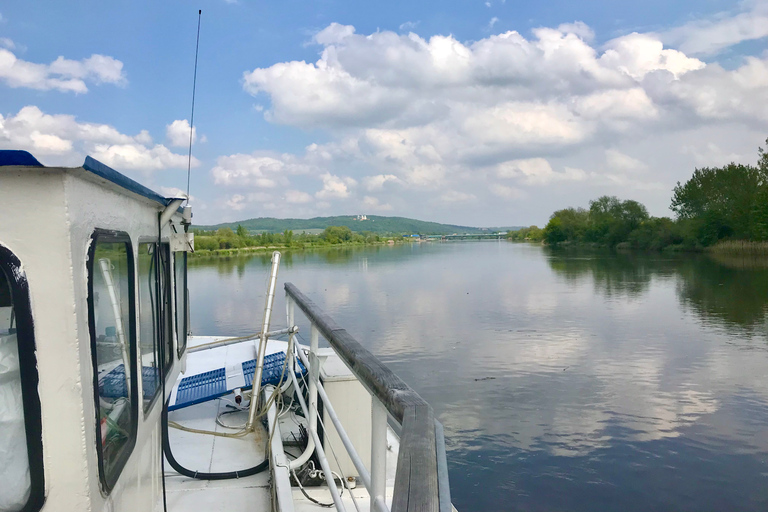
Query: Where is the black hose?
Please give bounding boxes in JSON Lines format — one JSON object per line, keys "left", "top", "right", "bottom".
{"left": 161, "top": 397, "right": 270, "bottom": 480}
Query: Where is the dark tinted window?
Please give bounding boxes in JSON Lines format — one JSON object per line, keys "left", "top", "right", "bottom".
{"left": 0, "top": 246, "right": 44, "bottom": 512}
{"left": 88, "top": 233, "right": 137, "bottom": 492}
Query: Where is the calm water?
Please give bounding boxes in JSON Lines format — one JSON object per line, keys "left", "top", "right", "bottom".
{"left": 188, "top": 242, "right": 768, "bottom": 512}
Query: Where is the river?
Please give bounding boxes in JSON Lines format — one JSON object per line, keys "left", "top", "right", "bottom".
{"left": 188, "top": 241, "right": 768, "bottom": 512}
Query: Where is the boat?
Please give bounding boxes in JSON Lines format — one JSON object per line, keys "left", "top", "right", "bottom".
{"left": 0, "top": 150, "right": 453, "bottom": 512}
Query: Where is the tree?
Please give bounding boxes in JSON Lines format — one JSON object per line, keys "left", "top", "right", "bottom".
{"left": 322, "top": 226, "right": 353, "bottom": 244}
{"left": 671, "top": 163, "right": 762, "bottom": 242}
{"left": 236, "top": 224, "right": 248, "bottom": 237}
{"left": 284, "top": 229, "right": 293, "bottom": 246}
{"left": 543, "top": 217, "right": 566, "bottom": 244}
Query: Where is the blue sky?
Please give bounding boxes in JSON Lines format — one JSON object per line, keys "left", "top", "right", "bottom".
{"left": 1, "top": 1, "right": 767, "bottom": 226}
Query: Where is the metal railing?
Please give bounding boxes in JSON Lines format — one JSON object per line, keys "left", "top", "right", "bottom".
{"left": 285, "top": 282, "right": 452, "bottom": 512}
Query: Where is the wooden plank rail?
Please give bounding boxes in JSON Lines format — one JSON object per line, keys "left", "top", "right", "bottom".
{"left": 285, "top": 283, "right": 450, "bottom": 512}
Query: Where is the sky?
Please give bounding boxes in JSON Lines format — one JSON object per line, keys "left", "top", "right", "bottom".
{"left": 1, "top": 1, "right": 767, "bottom": 227}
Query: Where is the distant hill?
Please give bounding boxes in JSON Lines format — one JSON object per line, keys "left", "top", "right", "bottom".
{"left": 196, "top": 215, "right": 521, "bottom": 235}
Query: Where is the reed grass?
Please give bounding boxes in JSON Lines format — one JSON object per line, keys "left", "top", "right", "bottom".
{"left": 708, "top": 240, "right": 768, "bottom": 255}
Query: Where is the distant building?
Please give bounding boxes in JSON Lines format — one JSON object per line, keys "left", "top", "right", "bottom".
{"left": 354, "top": 214, "right": 368, "bottom": 221}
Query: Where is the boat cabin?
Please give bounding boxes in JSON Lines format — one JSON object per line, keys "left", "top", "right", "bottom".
{"left": 0, "top": 150, "right": 192, "bottom": 512}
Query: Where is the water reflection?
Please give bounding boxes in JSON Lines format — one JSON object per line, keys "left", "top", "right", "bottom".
{"left": 187, "top": 242, "right": 768, "bottom": 511}
{"left": 546, "top": 248, "right": 768, "bottom": 334}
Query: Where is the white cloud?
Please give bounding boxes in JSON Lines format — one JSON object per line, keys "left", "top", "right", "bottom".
{"left": 314, "top": 23, "right": 356, "bottom": 45}
{"left": 605, "top": 149, "right": 646, "bottom": 171}
{"left": 90, "top": 143, "right": 192, "bottom": 172}
{"left": 229, "top": 14, "right": 768, "bottom": 223}
{"left": 496, "top": 158, "right": 588, "bottom": 185}
{"left": 662, "top": 2, "right": 768, "bottom": 56}
{"left": 226, "top": 194, "right": 246, "bottom": 210}
{"left": 489, "top": 17, "right": 499, "bottom": 29}
{"left": 0, "top": 49, "right": 126, "bottom": 93}
{"left": 490, "top": 183, "right": 524, "bottom": 199}
{"left": 159, "top": 186, "right": 194, "bottom": 201}
{"left": 166, "top": 119, "right": 198, "bottom": 148}
{"left": 285, "top": 189, "right": 313, "bottom": 204}
{"left": 0, "top": 38, "right": 14, "bottom": 50}
{"left": 399, "top": 21, "right": 420, "bottom": 31}
{"left": 600, "top": 33, "right": 704, "bottom": 80}
{"left": 363, "top": 174, "right": 401, "bottom": 190}
{"left": 211, "top": 152, "right": 302, "bottom": 187}
{"left": 363, "top": 195, "right": 393, "bottom": 210}
{"left": 440, "top": 190, "right": 476, "bottom": 202}
{"left": 316, "top": 173, "right": 354, "bottom": 199}
{"left": 0, "top": 105, "right": 195, "bottom": 173}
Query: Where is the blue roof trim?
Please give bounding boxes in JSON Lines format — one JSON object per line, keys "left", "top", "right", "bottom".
{"left": 0, "top": 150, "right": 43, "bottom": 167}
{"left": 83, "top": 156, "right": 170, "bottom": 206}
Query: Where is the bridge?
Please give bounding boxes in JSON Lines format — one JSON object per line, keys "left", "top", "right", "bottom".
{"left": 419, "top": 233, "right": 507, "bottom": 240}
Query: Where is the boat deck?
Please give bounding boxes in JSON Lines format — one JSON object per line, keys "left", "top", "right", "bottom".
{"left": 165, "top": 335, "right": 398, "bottom": 512}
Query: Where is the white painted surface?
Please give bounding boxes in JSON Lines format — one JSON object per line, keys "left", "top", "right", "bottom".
{"left": 321, "top": 356, "right": 373, "bottom": 479}
{"left": 0, "top": 164, "right": 187, "bottom": 512}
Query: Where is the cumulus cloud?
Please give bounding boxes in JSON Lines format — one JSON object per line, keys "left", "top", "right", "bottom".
{"left": 166, "top": 119, "right": 198, "bottom": 148}
{"left": 605, "top": 149, "right": 647, "bottom": 171}
{"left": 285, "top": 189, "right": 313, "bottom": 204}
{"left": 497, "top": 158, "right": 587, "bottom": 185}
{"left": 228, "top": 12, "right": 768, "bottom": 222}
{"left": 489, "top": 183, "right": 524, "bottom": 199}
{"left": 0, "top": 105, "right": 195, "bottom": 172}
{"left": 316, "top": 173, "right": 355, "bottom": 199}
{"left": 0, "top": 49, "right": 125, "bottom": 93}
{"left": 363, "top": 195, "right": 393, "bottom": 210}
{"left": 662, "top": 1, "right": 768, "bottom": 56}
{"left": 211, "top": 152, "right": 303, "bottom": 188}
{"left": 440, "top": 190, "right": 476, "bottom": 202}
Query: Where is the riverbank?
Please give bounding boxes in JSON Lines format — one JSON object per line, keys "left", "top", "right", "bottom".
{"left": 511, "top": 238, "right": 768, "bottom": 256}
{"left": 189, "top": 238, "right": 409, "bottom": 258}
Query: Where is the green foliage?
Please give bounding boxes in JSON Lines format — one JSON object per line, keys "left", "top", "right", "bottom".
{"left": 543, "top": 207, "right": 589, "bottom": 244}
{"left": 540, "top": 140, "right": 768, "bottom": 251}
{"left": 507, "top": 225, "right": 543, "bottom": 241}
{"left": 322, "top": 225, "right": 353, "bottom": 244}
{"left": 671, "top": 163, "right": 762, "bottom": 240}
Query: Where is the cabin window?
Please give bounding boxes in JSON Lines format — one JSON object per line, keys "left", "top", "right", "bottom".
{"left": 174, "top": 252, "right": 187, "bottom": 357}
{"left": 87, "top": 232, "right": 137, "bottom": 492}
{"left": 158, "top": 244, "right": 173, "bottom": 372}
{"left": 137, "top": 243, "right": 161, "bottom": 413}
{"left": 0, "top": 245, "right": 44, "bottom": 512}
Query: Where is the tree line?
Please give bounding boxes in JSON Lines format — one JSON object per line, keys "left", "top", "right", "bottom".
{"left": 193, "top": 225, "right": 389, "bottom": 252}
{"left": 509, "top": 139, "right": 768, "bottom": 251}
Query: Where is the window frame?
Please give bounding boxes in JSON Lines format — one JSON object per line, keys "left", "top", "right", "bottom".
{"left": 158, "top": 242, "right": 174, "bottom": 376}
{"left": 0, "top": 243, "right": 45, "bottom": 512}
{"left": 86, "top": 229, "right": 138, "bottom": 494}
{"left": 137, "top": 239, "right": 162, "bottom": 416}
{"left": 174, "top": 251, "right": 188, "bottom": 358}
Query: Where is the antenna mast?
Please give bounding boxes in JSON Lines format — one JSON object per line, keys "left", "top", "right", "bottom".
{"left": 186, "top": 9, "right": 202, "bottom": 204}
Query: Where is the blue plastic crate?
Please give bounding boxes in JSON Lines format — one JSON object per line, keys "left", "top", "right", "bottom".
{"left": 99, "top": 364, "right": 160, "bottom": 400}
{"left": 169, "top": 351, "right": 306, "bottom": 411}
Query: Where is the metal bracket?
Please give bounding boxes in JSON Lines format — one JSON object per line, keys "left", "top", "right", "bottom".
{"left": 170, "top": 231, "right": 194, "bottom": 252}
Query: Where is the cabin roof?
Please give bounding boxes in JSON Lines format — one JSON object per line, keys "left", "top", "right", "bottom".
{"left": 0, "top": 150, "right": 179, "bottom": 208}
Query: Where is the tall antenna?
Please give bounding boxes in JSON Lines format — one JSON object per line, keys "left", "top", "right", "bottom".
{"left": 186, "top": 9, "right": 202, "bottom": 204}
